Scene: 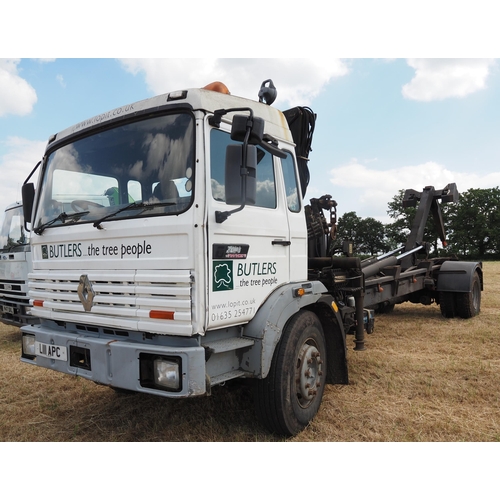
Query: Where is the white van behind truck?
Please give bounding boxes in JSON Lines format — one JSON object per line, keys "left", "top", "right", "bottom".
{"left": 0, "top": 202, "right": 37, "bottom": 327}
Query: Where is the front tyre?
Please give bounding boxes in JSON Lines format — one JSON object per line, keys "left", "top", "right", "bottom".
{"left": 254, "top": 310, "right": 326, "bottom": 436}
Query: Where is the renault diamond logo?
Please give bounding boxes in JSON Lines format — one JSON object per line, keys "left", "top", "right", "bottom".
{"left": 77, "top": 274, "right": 95, "bottom": 312}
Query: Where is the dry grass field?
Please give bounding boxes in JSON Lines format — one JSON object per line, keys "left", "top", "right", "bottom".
{"left": 1, "top": 262, "right": 499, "bottom": 442}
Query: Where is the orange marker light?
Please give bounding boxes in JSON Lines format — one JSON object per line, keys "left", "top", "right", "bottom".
{"left": 33, "top": 300, "right": 44, "bottom": 307}
{"left": 149, "top": 310, "right": 175, "bottom": 320}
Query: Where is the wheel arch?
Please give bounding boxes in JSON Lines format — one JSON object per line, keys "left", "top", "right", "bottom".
{"left": 305, "top": 298, "right": 349, "bottom": 385}
{"left": 437, "top": 260, "right": 483, "bottom": 293}
{"left": 242, "top": 282, "right": 347, "bottom": 382}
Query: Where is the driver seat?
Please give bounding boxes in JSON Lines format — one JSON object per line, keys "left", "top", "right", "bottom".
{"left": 153, "top": 181, "right": 179, "bottom": 201}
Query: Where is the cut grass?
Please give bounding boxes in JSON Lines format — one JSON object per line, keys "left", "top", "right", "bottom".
{"left": 1, "top": 262, "right": 499, "bottom": 442}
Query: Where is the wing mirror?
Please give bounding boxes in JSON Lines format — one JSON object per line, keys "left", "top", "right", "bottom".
{"left": 22, "top": 182, "right": 35, "bottom": 228}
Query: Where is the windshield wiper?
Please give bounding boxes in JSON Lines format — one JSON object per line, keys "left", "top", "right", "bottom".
{"left": 33, "top": 211, "right": 90, "bottom": 235}
{"left": 93, "top": 201, "right": 174, "bottom": 229}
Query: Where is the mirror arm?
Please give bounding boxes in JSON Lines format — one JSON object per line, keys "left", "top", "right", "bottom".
{"left": 215, "top": 125, "right": 253, "bottom": 224}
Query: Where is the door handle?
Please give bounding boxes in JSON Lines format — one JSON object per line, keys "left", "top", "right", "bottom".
{"left": 272, "top": 240, "right": 291, "bottom": 246}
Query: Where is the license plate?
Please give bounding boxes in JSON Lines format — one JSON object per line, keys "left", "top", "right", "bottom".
{"left": 35, "top": 341, "right": 68, "bottom": 361}
{"left": 2, "top": 305, "right": 14, "bottom": 314}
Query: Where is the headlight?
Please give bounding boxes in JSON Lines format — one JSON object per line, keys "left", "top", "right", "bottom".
{"left": 22, "top": 334, "right": 36, "bottom": 358}
{"left": 154, "top": 358, "right": 180, "bottom": 390}
{"left": 139, "top": 353, "right": 182, "bottom": 392}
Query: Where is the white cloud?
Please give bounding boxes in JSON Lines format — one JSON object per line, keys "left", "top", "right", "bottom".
{"left": 56, "top": 74, "right": 66, "bottom": 88}
{"left": 321, "top": 160, "right": 500, "bottom": 222}
{"left": 402, "top": 59, "right": 496, "bottom": 101}
{"left": 0, "top": 137, "right": 46, "bottom": 207}
{"left": 119, "top": 58, "right": 349, "bottom": 107}
{"left": 0, "top": 59, "right": 37, "bottom": 117}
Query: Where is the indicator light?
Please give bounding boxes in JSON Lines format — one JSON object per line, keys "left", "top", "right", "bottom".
{"left": 149, "top": 310, "right": 175, "bottom": 320}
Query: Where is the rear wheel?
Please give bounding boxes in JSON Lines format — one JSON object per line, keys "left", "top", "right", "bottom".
{"left": 254, "top": 310, "right": 326, "bottom": 436}
{"left": 439, "top": 291, "right": 456, "bottom": 318}
{"left": 455, "top": 272, "right": 481, "bottom": 318}
{"left": 377, "top": 302, "right": 395, "bottom": 314}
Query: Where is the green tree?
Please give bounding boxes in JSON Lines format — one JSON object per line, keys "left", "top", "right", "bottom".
{"left": 446, "top": 187, "right": 500, "bottom": 258}
{"left": 357, "top": 217, "right": 389, "bottom": 255}
{"left": 385, "top": 190, "right": 412, "bottom": 247}
{"left": 337, "top": 211, "right": 361, "bottom": 241}
{"left": 337, "top": 211, "right": 388, "bottom": 256}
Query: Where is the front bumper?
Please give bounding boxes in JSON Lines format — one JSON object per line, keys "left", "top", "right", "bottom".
{"left": 21, "top": 323, "right": 207, "bottom": 397}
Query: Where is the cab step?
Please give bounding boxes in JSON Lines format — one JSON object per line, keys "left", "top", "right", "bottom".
{"left": 210, "top": 369, "right": 247, "bottom": 387}
{"left": 202, "top": 337, "right": 254, "bottom": 354}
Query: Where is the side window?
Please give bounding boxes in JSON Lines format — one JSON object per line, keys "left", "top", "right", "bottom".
{"left": 281, "top": 152, "right": 301, "bottom": 212}
{"left": 210, "top": 128, "right": 276, "bottom": 209}
{"left": 128, "top": 180, "right": 142, "bottom": 203}
{"left": 8, "top": 214, "right": 23, "bottom": 243}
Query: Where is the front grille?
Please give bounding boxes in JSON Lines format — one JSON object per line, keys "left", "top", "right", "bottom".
{"left": 0, "top": 279, "right": 28, "bottom": 300}
{"left": 0, "top": 278, "right": 37, "bottom": 326}
{"left": 28, "top": 270, "right": 193, "bottom": 335}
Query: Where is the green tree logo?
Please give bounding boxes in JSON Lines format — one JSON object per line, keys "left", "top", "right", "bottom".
{"left": 213, "top": 261, "right": 233, "bottom": 291}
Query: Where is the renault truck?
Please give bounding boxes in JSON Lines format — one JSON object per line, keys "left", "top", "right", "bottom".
{"left": 20, "top": 80, "right": 481, "bottom": 435}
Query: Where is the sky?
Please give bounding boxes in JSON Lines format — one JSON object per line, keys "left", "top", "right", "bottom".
{"left": 2, "top": 2, "right": 499, "bottom": 490}
{"left": 1, "top": 57, "right": 499, "bottom": 224}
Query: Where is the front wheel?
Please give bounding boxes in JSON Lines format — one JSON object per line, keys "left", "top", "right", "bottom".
{"left": 254, "top": 310, "right": 326, "bottom": 436}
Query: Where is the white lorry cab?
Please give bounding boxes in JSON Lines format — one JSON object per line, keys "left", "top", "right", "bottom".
{"left": 0, "top": 202, "right": 37, "bottom": 327}
{"left": 20, "top": 80, "right": 481, "bottom": 435}
{"left": 21, "top": 81, "right": 339, "bottom": 435}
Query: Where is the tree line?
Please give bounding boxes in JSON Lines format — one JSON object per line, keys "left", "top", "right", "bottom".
{"left": 336, "top": 187, "right": 500, "bottom": 260}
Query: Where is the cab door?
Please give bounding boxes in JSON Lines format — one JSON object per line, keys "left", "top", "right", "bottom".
{"left": 279, "top": 151, "right": 307, "bottom": 282}
{"left": 207, "top": 126, "right": 290, "bottom": 330}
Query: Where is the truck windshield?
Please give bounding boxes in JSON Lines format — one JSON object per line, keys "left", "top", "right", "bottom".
{"left": 34, "top": 112, "right": 194, "bottom": 231}
{"left": 0, "top": 205, "right": 29, "bottom": 252}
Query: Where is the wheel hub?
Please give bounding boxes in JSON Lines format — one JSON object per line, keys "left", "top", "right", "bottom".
{"left": 295, "top": 341, "right": 323, "bottom": 408}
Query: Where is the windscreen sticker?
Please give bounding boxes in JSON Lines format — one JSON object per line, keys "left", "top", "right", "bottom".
{"left": 71, "top": 104, "right": 135, "bottom": 133}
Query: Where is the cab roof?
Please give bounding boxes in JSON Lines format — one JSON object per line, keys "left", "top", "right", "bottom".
{"left": 48, "top": 88, "right": 293, "bottom": 151}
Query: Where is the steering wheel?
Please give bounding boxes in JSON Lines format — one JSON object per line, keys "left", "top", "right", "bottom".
{"left": 71, "top": 200, "right": 104, "bottom": 211}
